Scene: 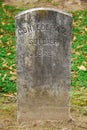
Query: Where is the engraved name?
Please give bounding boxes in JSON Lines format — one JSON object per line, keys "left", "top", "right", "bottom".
{"left": 28, "top": 39, "right": 59, "bottom": 46}
{"left": 17, "top": 23, "right": 67, "bottom": 36}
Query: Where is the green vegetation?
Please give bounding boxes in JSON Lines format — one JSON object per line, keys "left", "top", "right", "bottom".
{"left": 0, "top": 2, "right": 22, "bottom": 92}
{"left": 72, "top": 10, "right": 87, "bottom": 88}
{"left": 71, "top": 10, "right": 87, "bottom": 109}
{"left": 0, "top": 2, "right": 87, "bottom": 93}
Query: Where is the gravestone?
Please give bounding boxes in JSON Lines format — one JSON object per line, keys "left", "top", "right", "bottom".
{"left": 15, "top": 8, "right": 72, "bottom": 122}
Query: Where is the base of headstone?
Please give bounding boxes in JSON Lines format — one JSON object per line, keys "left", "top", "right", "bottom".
{"left": 18, "top": 108, "right": 70, "bottom": 123}
{"left": 17, "top": 87, "right": 70, "bottom": 122}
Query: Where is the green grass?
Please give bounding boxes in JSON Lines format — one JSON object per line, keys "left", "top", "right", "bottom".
{"left": 0, "top": 2, "right": 23, "bottom": 92}
{"left": 71, "top": 10, "right": 87, "bottom": 88}
{"left": 0, "top": 2, "right": 87, "bottom": 93}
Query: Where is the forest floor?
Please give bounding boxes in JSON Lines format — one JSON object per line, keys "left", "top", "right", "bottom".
{"left": 5, "top": 0, "right": 87, "bottom": 11}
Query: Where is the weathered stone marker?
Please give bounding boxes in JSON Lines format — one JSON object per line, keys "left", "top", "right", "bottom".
{"left": 15, "top": 8, "right": 72, "bottom": 122}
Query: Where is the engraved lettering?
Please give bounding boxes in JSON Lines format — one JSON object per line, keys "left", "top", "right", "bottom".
{"left": 23, "top": 27, "right": 27, "bottom": 33}
{"left": 41, "top": 24, "right": 45, "bottom": 30}
{"left": 18, "top": 29, "right": 23, "bottom": 35}
{"left": 46, "top": 24, "right": 50, "bottom": 30}
{"left": 36, "top": 24, "right": 40, "bottom": 30}
{"left": 17, "top": 24, "right": 67, "bottom": 37}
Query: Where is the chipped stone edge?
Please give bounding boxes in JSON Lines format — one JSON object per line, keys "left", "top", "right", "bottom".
{"left": 15, "top": 8, "right": 72, "bottom": 18}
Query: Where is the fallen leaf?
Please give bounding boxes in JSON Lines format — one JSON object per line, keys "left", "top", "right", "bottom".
{"left": 77, "top": 44, "right": 83, "bottom": 49}
{"left": 7, "top": 52, "right": 11, "bottom": 56}
{"left": 3, "top": 93, "right": 16, "bottom": 97}
{"left": 78, "top": 65, "right": 86, "bottom": 71}
{"left": 3, "top": 62, "right": 8, "bottom": 67}
{"left": 2, "top": 74, "right": 7, "bottom": 81}
{"left": 9, "top": 76, "right": 16, "bottom": 81}
{"left": 9, "top": 66, "right": 13, "bottom": 70}
{"left": 73, "top": 36, "right": 76, "bottom": 42}
{"left": 84, "top": 54, "right": 87, "bottom": 58}
{"left": 84, "top": 26, "right": 87, "bottom": 32}
{"left": 79, "top": 16, "right": 82, "bottom": 19}
{"left": 2, "top": 22, "right": 5, "bottom": 25}
{"left": 2, "top": 67, "right": 8, "bottom": 70}
{"left": 7, "top": 41, "right": 11, "bottom": 46}
{"left": 0, "top": 35, "right": 3, "bottom": 38}
{"left": 0, "top": 40, "right": 2, "bottom": 43}
{"left": 10, "top": 69, "right": 16, "bottom": 74}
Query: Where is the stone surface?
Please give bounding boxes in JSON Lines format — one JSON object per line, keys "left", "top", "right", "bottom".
{"left": 15, "top": 8, "right": 72, "bottom": 123}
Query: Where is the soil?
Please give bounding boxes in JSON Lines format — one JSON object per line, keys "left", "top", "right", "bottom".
{"left": 5, "top": 0, "right": 87, "bottom": 11}
{"left": 0, "top": 94, "right": 87, "bottom": 130}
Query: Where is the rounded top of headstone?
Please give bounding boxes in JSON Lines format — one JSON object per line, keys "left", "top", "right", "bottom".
{"left": 15, "top": 8, "right": 72, "bottom": 18}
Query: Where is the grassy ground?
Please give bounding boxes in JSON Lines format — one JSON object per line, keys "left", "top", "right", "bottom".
{"left": 0, "top": 1, "right": 87, "bottom": 129}
{"left": 0, "top": 92, "right": 87, "bottom": 130}
{"left": 0, "top": 2, "right": 22, "bottom": 92}
{"left": 0, "top": 1, "right": 87, "bottom": 93}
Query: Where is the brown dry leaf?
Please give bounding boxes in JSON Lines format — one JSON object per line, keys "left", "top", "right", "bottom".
{"left": 7, "top": 53, "right": 11, "bottom": 56}
{"left": 77, "top": 44, "right": 83, "bottom": 49}
{"left": 84, "top": 54, "right": 87, "bottom": 58}
{"left": 2, "top": 74, "right": 7, "bottom": 81}
{"left": 73, "top": 74, "right": 77, "bottom": 78}
{"left": 3, "top": 93, "right": 12, "bottom": 97}
{"left": 79, "top": 16, "right": 82, "bottom": 19}
{"left": 0, "top": 35, "right": 3, "bottom": 38}
{"left": 75, "top": 51, "right": 80, "bottom": 56}
{"left": 10, "top": 70, "right": 16, "bottom": 74}
{"left": 9, "top": 64, "right": 15, "bottom": 70}
{"left": 9, "top": 66, "right": 13, "bottom": 70}
{"left": 82, "top": 61, "right": 87, "bottom": 66}
{"left": 3, "top": 62, "right": 8, "bottom": 67}
{"left": 0, "top": 41, "right": 4, "bottom": 48}
{"left": 78, "top": 65, "right": 86, "bottom": 71}
{"left": 2, "top": 3, "right": 6, "bottom": 7}
{"left": 7, "top": 41, "right": 11, "bottom": 45}
{"left": 0, "top": 40, "right": 2, "bottom": 43}
{"left": 80, "top": 87, "right": 85, "bottom": 91}
{"left": 72, "top": 50, "right": 80, "bottom": 56}
{"left": 72, "top": 49, "right": 75, "bottom": 53}
{"left": 73, "top": 36, "right": 76, "bottom": 42}
{"left": 11, "top": 46, "right": 15, "bottom": 49}
{"left": 1, "top": 22, "right": 5, "bottom": 25}
{"left": 3, "top": 93, "right": 17, "bottom": 97}
{"left": 84, "top": 26, "right": 87, "bottom": 32}
{"left": 0, "top": 29, "right": 4, "bottom": 33}
{"left": 1, "top": 44, "right": 4, "bottom": 48}
{"left": 12, "top": 64, "right": 15, "bottom": 67}
{"left": 9, "top": 76, "right": 16, "bottom": 81}
{"left": 2, "top": 67, "right": 8, "bottom": 70}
